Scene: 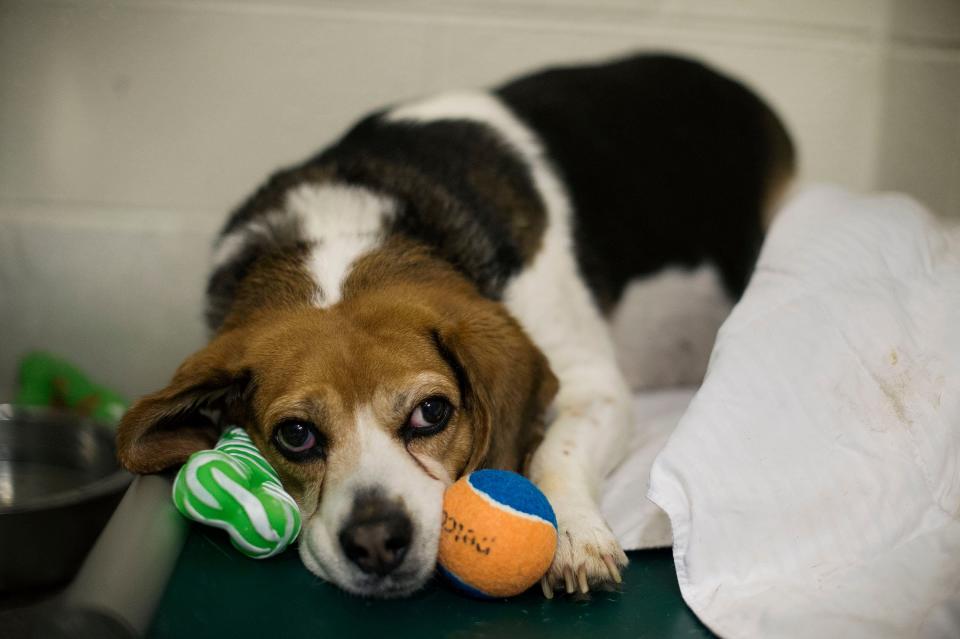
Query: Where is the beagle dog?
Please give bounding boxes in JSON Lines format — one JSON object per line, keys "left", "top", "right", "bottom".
{"left": 117, "top": 53, "right": 794, "bottom": 598}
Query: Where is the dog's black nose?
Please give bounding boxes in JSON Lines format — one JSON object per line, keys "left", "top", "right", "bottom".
{"left": 338, "top": 494, "right": 413, "bottom": 576}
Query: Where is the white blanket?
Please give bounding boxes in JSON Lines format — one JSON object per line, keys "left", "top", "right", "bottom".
{"left": 638, "top": 185, "right": 960, "bottom": 638}
{"left": 602, "top": 388, "right": 692, "bottom": 550}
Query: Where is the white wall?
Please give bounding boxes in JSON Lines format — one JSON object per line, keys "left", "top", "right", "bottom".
{"left": 1, "top": 0, "right": 958, "bottom": 400}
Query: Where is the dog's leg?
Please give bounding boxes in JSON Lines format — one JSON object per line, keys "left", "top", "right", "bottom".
{"left": 529, "top": 358, "right": 633, "bottom": 597}
{"left": 505, "top": 255, "right": 633, "bottom": 597}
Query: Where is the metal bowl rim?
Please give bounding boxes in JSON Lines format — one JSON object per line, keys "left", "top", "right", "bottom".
{"left": 0, "top": 404, "right": 133, "bottom": 515}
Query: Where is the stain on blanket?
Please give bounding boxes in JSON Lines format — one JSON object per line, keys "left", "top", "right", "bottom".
{"left": 874, "top": 348, "right": 945, "bottom": 430}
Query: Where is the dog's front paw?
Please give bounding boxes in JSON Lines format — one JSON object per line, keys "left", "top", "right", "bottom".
{"left": 541, "top": 502, "right": 628, "bottom": 598}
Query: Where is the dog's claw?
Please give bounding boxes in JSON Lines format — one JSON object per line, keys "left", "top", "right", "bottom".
{"left": 541, "top": 576, "right": 554, "bottom": 599}
{"left": 563, "top": 566, "right": 576, "bottom": 594}
{"left": 603, "top": 554, "right": 623, "bottom": 584}
{"left": 577, "top": 566, "right": 589, "bottom": 594}
{"left": 540, "top": 508, "right": 628, "bottom": 598}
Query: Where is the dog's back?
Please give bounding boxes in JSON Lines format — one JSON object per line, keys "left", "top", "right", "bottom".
{"left": 497, "top": 54, "right": 795, "bottom": 310}
{"left": 208, "top": 54, "right": 794, "bottom": 333}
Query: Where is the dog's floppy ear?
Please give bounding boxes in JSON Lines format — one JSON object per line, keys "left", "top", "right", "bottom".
{"left": 437, "top": 299, "right": 558, "bottom": 474}
{"left": 117, "top": 330, "right": 252, "bottom": 474}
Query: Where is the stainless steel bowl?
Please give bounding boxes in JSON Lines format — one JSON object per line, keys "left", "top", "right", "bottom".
{"left": 0, "top": 404, "right": 132, "bottom": 592}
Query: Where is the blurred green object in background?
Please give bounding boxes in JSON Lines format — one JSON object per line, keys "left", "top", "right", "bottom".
{"left": 14, "top": 352, "right": 127, "bottom": 423}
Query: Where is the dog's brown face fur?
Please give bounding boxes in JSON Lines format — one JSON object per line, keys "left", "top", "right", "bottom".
{"left": 117, "top": 244, "right": 557, "bottom": 596}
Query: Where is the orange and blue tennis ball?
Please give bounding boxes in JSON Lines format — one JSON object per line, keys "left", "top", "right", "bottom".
{"left": 437, "top": 469, "right": 557, "bottom": 599}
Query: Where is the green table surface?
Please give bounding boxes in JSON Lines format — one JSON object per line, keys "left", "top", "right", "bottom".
{"left": 149, "top": 525, "right": 715, "bottom": 639}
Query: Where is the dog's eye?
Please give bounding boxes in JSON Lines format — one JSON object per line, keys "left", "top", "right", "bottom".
{"left": 407, "top": 397, "right": 453, "bottom": 435}
{"left": 273, "top": 420, "right": 323, "bottom": 460}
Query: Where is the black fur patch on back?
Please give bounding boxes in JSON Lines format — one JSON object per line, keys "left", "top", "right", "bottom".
{"left": 497, "top": 53, "right": 795, "bottom": 310}
{"left": 314, "top": 116, "right": 547, "bottom": 299}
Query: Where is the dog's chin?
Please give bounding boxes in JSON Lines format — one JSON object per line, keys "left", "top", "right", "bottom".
{"left": 299, "top": 537, "right": 437, "bottom": 599}
{"left": 340, "top": 566, "right": 435, "bottom": 599}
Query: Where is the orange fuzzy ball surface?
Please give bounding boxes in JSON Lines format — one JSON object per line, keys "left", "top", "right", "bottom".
{"left": 437, "top": 470, "right": 557, "bottom": 599}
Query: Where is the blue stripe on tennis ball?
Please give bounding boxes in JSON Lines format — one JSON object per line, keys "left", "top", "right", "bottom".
{"left": 436, "top": 563, "right": 496, "bottom": 600}
{"left": 466, "top": 469, "right": 557, "bottom": 529}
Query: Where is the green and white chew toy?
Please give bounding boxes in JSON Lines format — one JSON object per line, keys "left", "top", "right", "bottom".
{"left": 172, "top": 427, "right": 301, "bottom": 558}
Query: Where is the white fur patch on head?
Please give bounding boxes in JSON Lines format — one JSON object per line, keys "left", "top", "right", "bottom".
{"left": 210, "top": 183, "right": 396, "bottom": 309}
{"left": 299, "top": 405, "right": 445, "bottom": 598}
{"left": 286, "top": 183, "right": 397, "bottom": 307}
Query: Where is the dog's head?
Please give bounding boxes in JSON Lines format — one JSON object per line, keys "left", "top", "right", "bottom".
{"left": 117, "top": 263, "right": 556, "bottom": 597}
